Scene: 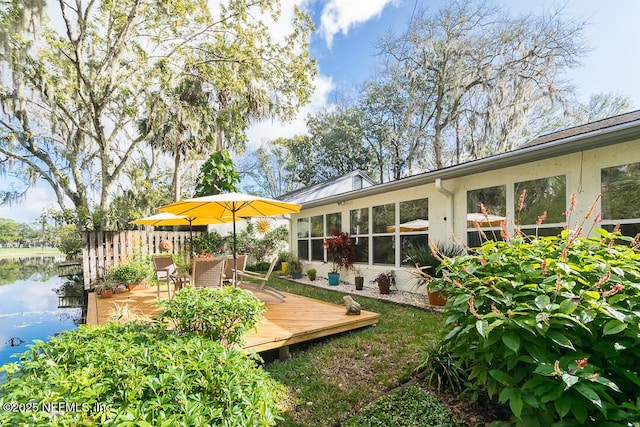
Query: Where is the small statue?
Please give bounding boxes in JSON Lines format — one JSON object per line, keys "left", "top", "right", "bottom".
{"left": 343, "top": 295, "right": 361, "bottom": 315}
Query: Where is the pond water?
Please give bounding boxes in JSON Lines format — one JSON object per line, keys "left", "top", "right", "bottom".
{"left": 0, "top": 257, "right": 85, "bottom": 374}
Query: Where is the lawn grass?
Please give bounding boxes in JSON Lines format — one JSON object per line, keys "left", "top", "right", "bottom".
{"left": 0, "top": 247, "right": 63, "bottom": 259}
{"left": 263, "top": 277, "right": 446, "bottom": 427}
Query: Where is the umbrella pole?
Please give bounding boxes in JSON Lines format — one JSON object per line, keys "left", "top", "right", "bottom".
{"left": 232, "top": 210, "right": 238, "bottom": 286}
{"left": 189, "top": 218, "right": 193, "bottom": 255}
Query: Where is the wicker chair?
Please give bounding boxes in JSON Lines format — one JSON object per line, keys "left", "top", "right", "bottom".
{"left": 191, "top": 256, "right": 226, "bottom": 288}
{"left": 237, "top": 256, "right": 285, "bottom": 301}
{"left": 152, "top": 255, "right": 177, "bottom": 299}
{"left": 223, "top": 254, "right": 248, "bottom": 285}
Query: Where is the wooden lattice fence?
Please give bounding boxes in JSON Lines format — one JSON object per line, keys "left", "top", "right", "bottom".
{"left": 81, "top": 230, "right": 204, "bottom": 289}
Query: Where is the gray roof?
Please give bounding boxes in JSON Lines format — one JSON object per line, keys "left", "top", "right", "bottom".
{"left": 279, "top": 170, "right": 377, "bottom": 203}
{"left": 301, "top": 110, "right": 640, "bottom": 209}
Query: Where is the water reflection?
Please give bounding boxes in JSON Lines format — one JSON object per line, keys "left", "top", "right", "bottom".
{"left": 0, "top": 257, "right": 61, "bottom": 285}
{"left": 0, "top": 258, "right": 84, "bottom": 371}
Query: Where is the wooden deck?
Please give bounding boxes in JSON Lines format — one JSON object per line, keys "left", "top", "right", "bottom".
{"left": 86, "top": 286, "right": 379, "bottom": 358}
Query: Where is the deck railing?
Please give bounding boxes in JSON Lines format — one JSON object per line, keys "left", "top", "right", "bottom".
{"left": 81, "top": 230, "right": 204, "bottom": 289}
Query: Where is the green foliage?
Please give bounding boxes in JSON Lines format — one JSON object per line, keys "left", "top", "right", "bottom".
{"left": 108, "top": 258, "right": 154, "bottom": 285}
{"left": 248, "top": 261, "right": 271, "bottom": 272}
{"left": 0, "top": 322, "right": 279, "bottom": 426}
{"left": 417, "top": 341, "right": 469, "bottom": 395}
{"left": 405, "top": 241, "right": 466, "bottom": 281}
{"left": 435, "top": 227, "right": 640, "bottom": 425}
{"left": 194, "top": 150, "right": 240, "bottom": 196}
{"left": 0, "top": 0, "right": 315, "bottom": 229}
{"left": 160, "top": 286, "right": 265, "bottom": 346}
{"left": 306, "top": 268, "right": 317, "bottom": 280}
{"left": 56, "top": 223, "right": 82, "bottom": 259}
{"left": 191, "top": 230, "right": 225, "bottom": 255}
{"left": 345, "top": 383, "right": 458, "bottom": 427}
{"left": 236, "top": 223, "right": 289, "bottom": 263}
{"left": 92, "top": 277, "right": 116, "bottom": 292}
{"left": 287, "top": 256, "right": 303, "bottom": 274}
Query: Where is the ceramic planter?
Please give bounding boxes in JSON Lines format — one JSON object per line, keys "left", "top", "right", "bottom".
{"left": 328, "top": 272, "right": 340, "bottom": 286}
{"left": 355, "top": 276, "right": 364, "bottom": 290}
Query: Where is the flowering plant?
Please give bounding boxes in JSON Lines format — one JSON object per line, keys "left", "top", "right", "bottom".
{"left": 323, "top": 230, "right": 355, "bottom": 273}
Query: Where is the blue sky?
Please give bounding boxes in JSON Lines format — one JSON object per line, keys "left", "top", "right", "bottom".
{"left": 2, "top": 0, "right": 639, "bottom": 224}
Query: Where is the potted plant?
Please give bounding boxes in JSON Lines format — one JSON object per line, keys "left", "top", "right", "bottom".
{"left": 306, "top": 268, "right": 317, "bottom": 281}
{"left": 372, "top": 271, "right": 394, "bottom": 294}
{"left": 354, "top": 268, "right": 364, "bottom": 290}
{"left": 405, "top": 242, "right": 465, "bottom": 306}
{"left": 323, "top": 230, "right": 356, "bottom": 286}
{"left": 110, "top": 259, "right": 154, "bottom": 291}
{"left": 288, "top": 256, "right": 304, "bottom": 279}
{"left": 94, "top": 278, "right": 116, "bottom": 298}
{"left": 278, "top": 251, "right": 290, "bottom": 274}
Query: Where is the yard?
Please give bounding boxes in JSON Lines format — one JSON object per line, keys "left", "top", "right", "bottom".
{"left": 262, "top": 277, "right": 499, "bottom": 426}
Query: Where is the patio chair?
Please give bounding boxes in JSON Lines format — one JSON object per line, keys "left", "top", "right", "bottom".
{"left": 191, "top": 256, "right": 226, "bottom": 288}
{"left": 152, "top": 255, "right": 177, "bottom": 299}
{"left": 223, "top": 254, "right": 248, "bottom": 285}
{"left": 237, "top": 256, "right": 285, "bottom": 301}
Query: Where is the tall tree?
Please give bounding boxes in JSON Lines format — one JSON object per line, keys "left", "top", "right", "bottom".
{"left": 0, "top": 0, "right": 316, "bottom": 229}
{"left": 377, "top": 0, "right": 587, "bottom": 169}
{"left": 241, "top": 136, "right": 312, "bottom": 198}
{"left": 305, "top": 107, "right": 376, "bottom": 182}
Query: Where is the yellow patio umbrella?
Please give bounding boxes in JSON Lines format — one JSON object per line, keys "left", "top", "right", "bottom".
{"left": 158, "top": 192, "right": 302, "bottom": 284}
{"left": 130, "top": 212, "right": 231, "bottom": 227}
{"left": 130, "top": 212, "right": 234, "bottom": 250}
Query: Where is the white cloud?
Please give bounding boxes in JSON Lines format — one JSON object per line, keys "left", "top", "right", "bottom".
{"left": 245, "top": 74, "right": 334, "bottom": 150}
{"left": 319, "top": 0, "right": 398, "bottom": 48}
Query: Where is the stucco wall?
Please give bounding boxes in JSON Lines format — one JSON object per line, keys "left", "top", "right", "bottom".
{"left": 291, "top": 138, "right": 640, "bottom": 292}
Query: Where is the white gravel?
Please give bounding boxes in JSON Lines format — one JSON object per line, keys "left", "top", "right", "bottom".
{"left": 283, "top": 275, "right": 443, "bottom": 312}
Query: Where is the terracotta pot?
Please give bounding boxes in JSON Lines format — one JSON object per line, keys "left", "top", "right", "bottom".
{"left": 128, "top": 281, "right": 149, "bottom": 291}
{"left": 355, "top": 276, "right": 364, "bottom": 290}
{"left": 100, "top": 289, "right": 113, "bottom": 298}
{"left": 428, "top": 290, "right": 447, "bottom": 306}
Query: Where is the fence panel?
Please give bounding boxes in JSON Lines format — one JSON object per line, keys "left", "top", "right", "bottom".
{"left": 81, "top": 230, "right": 202, "bottom": 289}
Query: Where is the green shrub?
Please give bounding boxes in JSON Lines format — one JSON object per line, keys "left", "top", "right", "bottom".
{"left": 248, "top": 261, "right": 271, "bottom": 272}
{"left": 345, "top": 382, "right": 458, "bottom": 426}
{"left": 109, "top": 258, "right": 153, "bottom": 285}
{"left": 404, "top": 241, "right": 466, "bottom": 279}
{"left": 435, "top": 227, "right": 640, "bottom": 425}
{"left": 191, "top": 231, "right": 225, "bottom": 255}
{"left": 418, "top": 341, "right": 469, "bottom": 395}
{"left": 0, "top": 322, "right": 279, "bottom": 426}
{"left": 56, "top": 223, "right": 82, "bottom": 259}
{"left": 160, "top": 286, "right": 265, "bottom": 346}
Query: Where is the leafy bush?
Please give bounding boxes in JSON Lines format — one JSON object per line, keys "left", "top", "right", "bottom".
{"left": 248, "top": 261, "right": 271, "bottom": 272}
{"left": 345, "top": 382, "right": 458, "bottom": 426}
{"left": 56, "top": 223, "right": 82, "bottom": 259}
{"left": 418, "top": 341, "right": 469, "bottom": 395}
{"left": 435, "top": 227, "right": 640, "bottom": 425}
{"left": 109, "top": 258, "right": 153, "bottom": 285}
{"left": 160, "top": 286, "right": 265, "bottom": 346}
{"left": 0, "top": 322, "right": 279, "bottom": 426}
{"left": 404, "top": 241, "right": 466, "bottom": 279}
{"left": 191, "top": 230, "right": 225, "bottom": 255}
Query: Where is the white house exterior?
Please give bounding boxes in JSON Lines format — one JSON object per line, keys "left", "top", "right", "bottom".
{"left": 284, "top": 111, "right": 640, "bottom": 292}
